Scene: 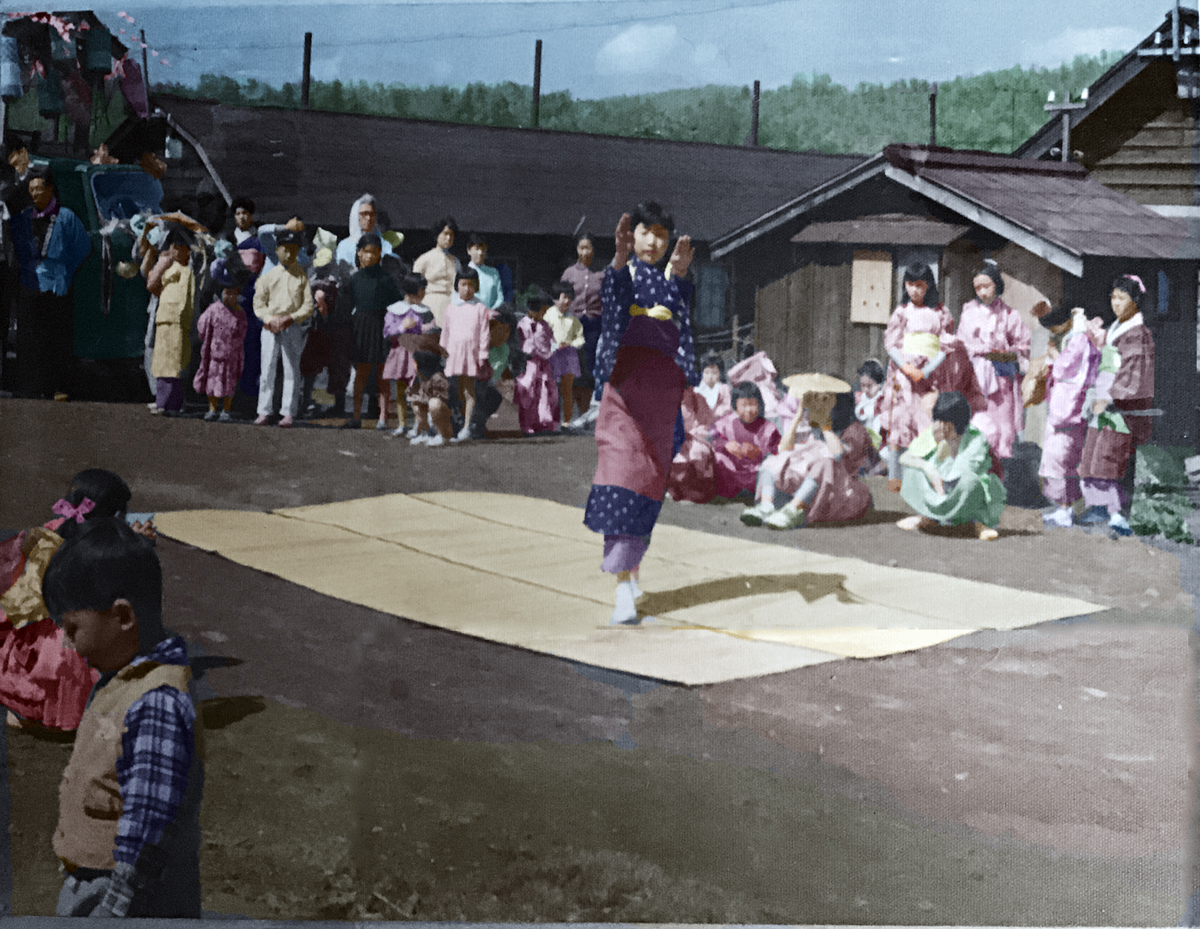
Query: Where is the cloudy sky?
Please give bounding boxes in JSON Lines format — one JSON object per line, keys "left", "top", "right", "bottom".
{"left": 79, "top": 0, "right": 1177, "bottom": 98}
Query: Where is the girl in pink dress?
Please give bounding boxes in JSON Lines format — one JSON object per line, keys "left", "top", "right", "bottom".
{"left": 957, "top": 260, "right": 1031, "bottom": 468}
{"left": 438, "top": 267, "right": 491, "bottom": 442}
{"left": 0, "top": 470, "right": 154, "bottom": 730}
{"left": 880, "top": 262, "right": 982, "bottom": 491}
{"left": 711, "top": 381, "right": 781, "bottom": 499}
{"left": 192, "top": 258, "right": 249, "bottom": 422}
{"left": 667, "top": 354, "right": 730, "bottom": 503}
{"left": 383, "top": 272, "right": 434, "bottom": 437}
{"left": 514, "top": 286, "right": 561, "bottom": 435}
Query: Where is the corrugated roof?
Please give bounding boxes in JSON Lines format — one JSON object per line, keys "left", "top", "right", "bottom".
{"left": 154, "top": 94, "right": 866, "bottom": 241}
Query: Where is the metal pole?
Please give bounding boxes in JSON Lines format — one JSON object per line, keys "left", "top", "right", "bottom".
{"left": 531, "top": 39, "right": 542, "bottom": 128}
{"left": 929, "top": 82, "right": 938, "bottom": 145}
{"left": 140, "top": 29, "right": 149, "bottom": 93}
{"left": 1060, "top": 111, "right": 1070, "bottom": 162}
{"left": 750, "top": 80, "right": 760, "bottom": 146}
{"left": 302, "top": 32, "right": 312, "bottom": 109}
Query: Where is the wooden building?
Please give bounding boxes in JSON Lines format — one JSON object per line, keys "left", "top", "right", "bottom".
{"left": 709, "top": 144, "right": 1196, "bottom": 445}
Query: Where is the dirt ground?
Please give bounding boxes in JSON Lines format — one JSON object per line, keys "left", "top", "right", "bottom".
{"left": 1, "top": 396, "right": 1197, "bottom": 924}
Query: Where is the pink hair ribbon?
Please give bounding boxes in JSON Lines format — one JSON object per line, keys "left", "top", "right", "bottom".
{"left": 1122, "top": 274, "right": 1146, "bottom": 294}
{"left": 52, "top": 497, "right": 95, "bottom": 524}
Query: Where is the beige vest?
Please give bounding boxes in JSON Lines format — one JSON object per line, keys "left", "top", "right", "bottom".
{"left": 54, "top": 660, "right": 195, "bottom": 871}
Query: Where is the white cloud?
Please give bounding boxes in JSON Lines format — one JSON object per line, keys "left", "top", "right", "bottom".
{"left": 595, "top": 23, "right": 679, "bottom": 75}
{"left": 1019, "top": 26, "right": 1142, "bottom": 68}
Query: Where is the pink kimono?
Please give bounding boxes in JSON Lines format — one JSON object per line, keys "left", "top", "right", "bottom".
{"left": 881, "top": 302, "right": 984, "bottom": 448}
{"left": 712, "top": 412, "right": 780, "bottom": 498}
{"left": 515, "top": 315, "right": 559, "bottom": 434}
{"left": 439, "top": 297, "right": 490, "bottom": 378}
{"left": 382, "top": 304, "right": 425, "bottom": 382}
{"left": 727, "top": 352, "right": 783, "bottom": 420}
{"left": 766, "top": 419, "right": 873, "bottom": 523}
{"left": 192, "top": 300, "right": 248, "bottom": 397}
{"left": 959, "top": 297, "right": 1031, "bottom": 460}
{"left": 667, "top": 386, "right": 720, "bottom": 503}
{"left": 1038, "top": 325, "right": 1100, "bottom": 505}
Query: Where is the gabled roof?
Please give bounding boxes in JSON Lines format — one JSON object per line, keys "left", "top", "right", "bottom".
{"left": 153, "top": 94, "right": 866, "bottom": 242}
{"left": 1016, "top": 5, "right": 1197, "bottom": 160}
{"left": 713, "top": 144, "right": 1191, "bottom": 275}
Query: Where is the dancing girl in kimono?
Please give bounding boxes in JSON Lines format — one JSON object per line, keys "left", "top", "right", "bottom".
{"left": 584, "top": 202, "right": 697, "bottom": 626}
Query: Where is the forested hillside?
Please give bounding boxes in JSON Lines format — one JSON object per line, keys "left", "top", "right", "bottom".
{"left": 158, "top": 51, "right": 1121, "bottom": 155}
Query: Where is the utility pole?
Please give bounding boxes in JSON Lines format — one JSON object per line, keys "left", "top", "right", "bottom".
{"left": 749, "top": 79, "right": 760, "bottom": 146}
{"left": 929, "top": 82, "right": 938, "bottom": 145}
{"left": 302, "top": 32, "right": 312, "bottom": 109}
{"left": 140, "top": 29, "right": 149, "bottom": 92}
{"left": 1044, "top": 89, "right": 1087, "bottom": 162}
{"left": 531, "top": 39, "right": 542, "bottom": 128}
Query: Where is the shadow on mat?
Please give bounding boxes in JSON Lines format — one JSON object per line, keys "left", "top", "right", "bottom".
{"left": 201, "top": 695, "right": 267, "bottom": 730}
{"left": 639, "top": 572, "right": 861, "bottom": 615}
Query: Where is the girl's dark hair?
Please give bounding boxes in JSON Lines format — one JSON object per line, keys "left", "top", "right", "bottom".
{"left": 163, "top": 228, "right": 190, "bottom": 250}
{"left": 413, "top": 350, "right": 444, "bottom": 379}
{"left": 58, "top": 469, "right": 132, "bottom": 539}
{"left": 699, "top": 351, "right": 726, "bottom": 379}
{"left": 454, "top": 267, "right": 480, "bottom": 288}
{"left": 902, "top": 262, "right": 940, "bottom": 307}
{"left": 552, "top": 280, "right": 575, "bottom": 299}
{"left": 42, "top": 518, "right": 165, "bottom": 652}
{"left": 730, "top": 380, "right": 764, "bottom": 411}
{"left": 629, "top": 201, "right": 675, "bottom": 235}
{"left": 1112, "top": 274, "right": 1146, "bottom": 305}
{"left": 932, "top": 390, "right": 972, "bottom": 435}
{"left": 402, "top": 272, "right": 428, "bottom": 296}
{"left": 231, "top": 195, "right": 255, "bottom": 214}
{"left": 467, "top": 232, "right": 487, "bottom": 248}
{"left": 973, "top": 260, "right": 1005, "bottom": 297}
{"left": 432, "top": 216, "right": 459, "bottom": 238}
{"left": 379, "top": 253, "right": 409, "bottom": 288}
{"left": 831, "top": 391, "right": 857, "bottom": 434}
{"left": 857, "top": 358, "right": 885, "bottom": 385}
{"left": 576, "top": 231, "right": 595, "bottom": 247}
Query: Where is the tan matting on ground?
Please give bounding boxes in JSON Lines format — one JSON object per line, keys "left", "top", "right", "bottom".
{"left": 156, "top": 492, "right": 1103, "bottom": 686}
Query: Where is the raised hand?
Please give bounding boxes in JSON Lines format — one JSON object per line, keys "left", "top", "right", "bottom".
{"left": 612, "top": 213, "right": 634, "bottom": 270}
{"left": 669, "top": 234, "right": 693, "bottom": 278}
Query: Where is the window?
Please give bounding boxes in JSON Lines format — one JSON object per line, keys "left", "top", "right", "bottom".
{"left": 90, "top": 171, "right": 163, "bottom": 221}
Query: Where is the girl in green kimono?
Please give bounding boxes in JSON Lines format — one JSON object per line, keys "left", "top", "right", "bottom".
{"left": 896, "top": 390, "right": 1006, "bottom": 541}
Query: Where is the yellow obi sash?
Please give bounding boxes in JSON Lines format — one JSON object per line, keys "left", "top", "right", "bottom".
{"left": 630, "top": 303, "right": 675, "bottom": 322}
{"left": 903, "top": 332, "right": 940, "bottom": 357}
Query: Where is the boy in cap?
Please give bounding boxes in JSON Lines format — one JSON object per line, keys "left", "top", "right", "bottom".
{"left": 252, "top": 226, "right": 313, "bottom": 427}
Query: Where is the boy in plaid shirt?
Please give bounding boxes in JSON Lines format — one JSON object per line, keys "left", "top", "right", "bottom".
{"left": 42, "top": 518, "right": 203, "bottom": 917}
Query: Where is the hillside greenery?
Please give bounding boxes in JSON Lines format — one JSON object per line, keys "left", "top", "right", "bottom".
{"left": 156, "top": 52, "right": 1122, "bottom": 155}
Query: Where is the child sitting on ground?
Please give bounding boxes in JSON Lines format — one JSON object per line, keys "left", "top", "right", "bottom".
{"left": 515, "top": 285, "right": 561, "bottom": 435}
{"left": 192, "top": 258, "right": 249, "bottom": 422}
{"left": 546, "top": 281, "right": 585, "bottom": 429}
{"left": 43, "top": 518, "right": 203, "bottom": 917}
{"left": 384, "top": 272, "right": 434, "bottom": 438}
{"left": 711, "top": 381, "right": 781, "bottom": 499}
{"left": 409, "top": 350, "right": 453, "bottom": 447}
{"left": 439, "top": 267, "right": 491, "bottom": 442}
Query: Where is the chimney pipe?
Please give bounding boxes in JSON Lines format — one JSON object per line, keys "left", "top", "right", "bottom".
{"left": 302, "top": 32, "right": 312, "bottom": 109}
{"left": 750, "top": 80, "right": 760, "bottom": 146}
{"left": 532, "top": 39, "right": 542, "bottom": 128}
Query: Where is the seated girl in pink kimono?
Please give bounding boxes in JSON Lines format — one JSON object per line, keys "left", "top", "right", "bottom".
{"left": 712, "top": 381, "right": 781, "bottom": 499}
{"left": 667, "top": 353, "right": 730, "bottom": 503}
{"left": 1037, "top": 305, "right": 1102, "bottom": 528}
{"left": 881, "top": 263, "right": 983, "bottom": 491}
{"left": 958, "top": 260, "right": 1031, "bottom": 473}
{"left": 742, "top": 389, "right": 872, "bottom": 529}
{"left": 514, "top": 285, "right": 560, "bottom": 435}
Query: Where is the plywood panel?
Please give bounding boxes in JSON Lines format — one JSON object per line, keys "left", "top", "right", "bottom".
{"left": 850, "top": 250, "right": 892, "bottom": 325}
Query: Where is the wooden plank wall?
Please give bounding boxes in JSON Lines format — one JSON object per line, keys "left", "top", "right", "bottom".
{"left": 1088, "top": 103, "right": 1196, "bottom": 207}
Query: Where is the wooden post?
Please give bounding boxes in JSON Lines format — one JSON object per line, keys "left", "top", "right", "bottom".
{"left": 140, "top": 29, "right": 149, "bottom": 93}
{"left": 302, "top": 32, "right": 312, "bottom": 109}
{"left": 731, "top": 313, "right": 739, "bottom": 358}
{"left": 750, "top": 80, "right": 760, "bottom": 146}
{"left": 531, "top": 39, "right": 542, "bottom": 128}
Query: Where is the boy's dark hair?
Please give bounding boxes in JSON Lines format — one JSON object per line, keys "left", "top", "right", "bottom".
{"left": 454, "top": 267, "right": 480, "bottom": 288}
{"left": 163, "top": 228, "right": 190, "bottom": 251}
{"left": 831, "top": 391, "right": 857, "bottom": 434}
{"left": 42, "top": 518, "right": 165, "bottom": 653}
{"left": 551, "top": 279, "right": 575, "bottom": 300}
{"left": 231, "top": 196, "right": 255, "bottom": 214}
{"left": 379, "top": 253, "right": 408, "bottom": 288}
{"left": 402, "top": 272, "right": 428, "bottom": 296}
{"left": 1037, "top": 303, "right": 1072, "bottom": 330}
{"left": 358, "top": 231, "right": 382, "bottom": 251}
{"left": 629, "top": 201, "right": 674, "bottom": 234}
{"left": 576, "top": 231, "right": 595, "bottom": 247}
{"left": 432, "top": 216, "right": 459, "bottom": 238}
{"left": 467, "top": 232, "right": 488, "bottom": 248}
{"left": 857, "top": 358, "right": 885, "bottom": 385}
{"left": 60, "top": 469, "right": 132, "bottom": 540}
{"left": 974, "top": 260, "right": 1005, "bottom": 296}
{"left": 730, "top": 380, "right": 764, "bottom": 411}
{"left": 699, "top": 351, "right": 726, "bottom": 379}
{"left": 413, "top": 350, "right": 444, "bottom": 379}
{"left": 524, "top": 284, "right": 551, "bottom": 310}
{"left": 932, "top": 390, "right": 972, "bottom": 435}
{"left": 902, "top": 262, "right": 940, "bottom": 307}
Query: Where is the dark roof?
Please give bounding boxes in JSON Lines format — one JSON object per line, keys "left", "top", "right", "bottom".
{"left": 153, "top": 94, "right": 866, "bottom": 242}
{"left": 713, "top": 144, "right": 1191, "bottom": 274}
{"left": 1016, "top": 6, "right": 1197, "bottom": 160}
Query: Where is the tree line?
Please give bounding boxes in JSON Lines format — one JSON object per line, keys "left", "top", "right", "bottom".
{"left": 157, "top": 52, "right": 1122, "bottom": 155}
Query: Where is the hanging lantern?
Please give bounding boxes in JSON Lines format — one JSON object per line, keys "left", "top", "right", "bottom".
{"left": 37, "top": 67, "right": 64, "bottom": 116}
{"left": 0, "top": 37, "right": 23, "bottom": 99}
